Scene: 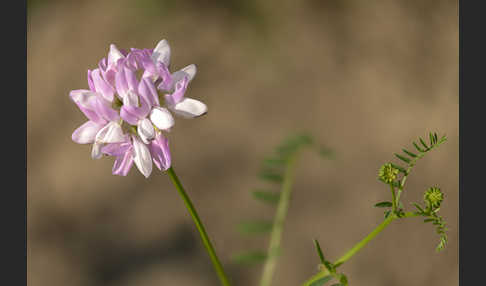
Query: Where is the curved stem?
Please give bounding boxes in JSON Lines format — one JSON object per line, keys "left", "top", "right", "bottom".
{"left": 260, "top": 154, "right": 299, "bottom": 286}
{"left": 301, "top": 212, "right": 419, "bottom": 286}
{"left": 166, "top": 167, "right": 231, "bottom": 286}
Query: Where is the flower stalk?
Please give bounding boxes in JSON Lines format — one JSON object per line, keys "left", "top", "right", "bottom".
{"left": 302, "top": 211, "right": 419, "bottom": 286}
{"left": 166, "top": 167, "right": 231, "bottom": 286}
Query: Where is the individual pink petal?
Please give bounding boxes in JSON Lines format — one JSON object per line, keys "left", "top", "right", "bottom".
{"left": 151, "top": 39, "right": 171, "bottom": 67}
{"left": 108, "top": 44, "right": 125, "bottom": 66}
{"left": 87, "top": 70, "right": 96, "bottom": 92}
{"left": 115, "top": 66, "right": 129, "bottom": 97}
{"left": 91, "top": 143, "right": 102, "bottom": 159}
{"left": 69, "top": 89, "right": 105, "bottom": 124}
{"left": 91, "top": 69, "right": 115, "bottom": 102}
{"left": 150, "top": 133, "right": 171, "bottom": 171}
{"left": 155, "top": 62, "right": 173, "bottom": 92}
{"left": 112, "top": 148, "right": 134, "bottom": 176}
{"left": 120, "top": 96, "right": 151, "bottom": 124}
{"left": 95, "top": 121, "right": 126, "bottom": 144}
{"left": 120, "top": 106, "right": 140, "bottom": 125}
{"left": 102, "top": 141, "right": 132, "bottom": 156}
{"left": 93, "top": 96, "right": 120, "bottom": 122}
{"left": 132, "top": 135, "right": 153, "bottom": 178}
{"left": 138, "top": 77, "right": 160, "bottom": 106}
{"left": 164, "top": 76, "right": 188, "bottom": 106}
{"left": 171, "top": 64, "right": 196, "bottom": 86}
{"left": 72, "top": 120, "right": 104, "bottom": 144}
{"left": 124, "top": 66, "right": 139, "bottom": 92}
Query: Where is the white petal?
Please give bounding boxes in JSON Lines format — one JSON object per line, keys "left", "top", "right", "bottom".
{"left": 132, "top": 136, "right": 153, "bottom": 178}
{"left": 151, "top": 39, "right": 171, "bottom": 66}
{"left": 137, "top": 118, "right": 155, "bottom": 144}
{"left": 172, "top": 98, "right": 207, "bottom": 118}
{"left": 72, "top": 121, "right": 103, "bottom": 144}
{"left": 108, "top": 44, "right": 124, "bottom": 65}
{"left": 122, "top": 90, "right": 140, "bottom": 107}
{"left": 95, "top": 121, "right": 126, "bottom": 144}
{"left": 91, "top": 143, "right": 102, "bottom": 159}
{"left": 171, "top": 64, "right": 197, "bottom": 85}
{"left": 70, "top": 90, "right": 98, "bottom": 109}
{"left": 150, "top": 107, "right": 175, "bottom": 130}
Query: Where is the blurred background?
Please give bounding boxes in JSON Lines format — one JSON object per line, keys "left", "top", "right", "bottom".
{"left": 27, "top": 0, "right": 458, "bottom": 285}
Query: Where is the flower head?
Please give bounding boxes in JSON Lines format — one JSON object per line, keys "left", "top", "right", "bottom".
{"left": 424, "top": 187, "right": 444, "bottom": 210}
{"left": 70, "top": 39, "right": 206, "bottom": 177}
{"left": 378, "top": 163, "right": 399, "bottom": 184}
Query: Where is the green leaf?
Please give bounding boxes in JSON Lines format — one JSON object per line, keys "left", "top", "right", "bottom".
{"left": 413, "top": 142, "right": 425, "bottom": 152}
{"left": 237, "top": 220, "right": 273, "bottom": 234}
{"left": 310, "top": 275, "right": 333, "bottom": 286}
{"left": 424, "top": 218, "right": 435, "bottom": 223}
{"left": 402, "top": 149, "right": 417, "bottom": 158}
{"left": 263, "top": 157, "right": 287, "bottom": 166}
{"left": 259, "top": 170, "right": 283, "bottom": 183}
{"left": 374, "top": 201, "right": 393, "bottom": 208}
{"left": 313, "top": 239, "right": 326, "bottom": 264}
{"left": 419, "top": 137, "right": 429, "bottom": 149}
{"left": 429, "top": 133, "right": 435, "bottom": 145}
{"left": 252, "top": 190, "right": 280, "bottom": 205}
{"left": 433, "top": 133, "right": 438, "bottom": 144}
{"left": 412, "top": 203, "right": 424, "bottom": 213}
{"left": 390, "top": 163, "right": 407, "bottom": 173}
{"left": 232, "top": 251, "right": 267, "bottom": 265}
{"left": 339, "top": 274, "right": 348, "bottom": 285}
{"left": 394, "top": 153, "right": 411, "bottom": 164}
{"left": 384, "top": 210, "right": 392, "bottom": 218}
{"left": 330, "top": 284, "right": 343, "bottom": 286}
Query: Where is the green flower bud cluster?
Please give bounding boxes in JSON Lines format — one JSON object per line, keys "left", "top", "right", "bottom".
{"left": 378, "top": 163, "right": 399, "bottom": 184}
{"left": 424, "top": 187, "right": 444, "bottom": 210}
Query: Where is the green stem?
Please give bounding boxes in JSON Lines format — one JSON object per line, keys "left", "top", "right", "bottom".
{"left": 389, "top": 184, "right": 397, "bottom": 212}
{"left": 166, "top": 167, "right": 231, "bottom": 286}
{"left": 301, "top": 212, "right": 419, "bottom": 286}
{"left": 260, "top": 154, "right": 299, "bottom": 286}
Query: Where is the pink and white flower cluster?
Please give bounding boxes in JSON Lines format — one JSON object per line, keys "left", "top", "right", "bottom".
{"left": 70, "top": 39, "right": 207, "bottom": 178}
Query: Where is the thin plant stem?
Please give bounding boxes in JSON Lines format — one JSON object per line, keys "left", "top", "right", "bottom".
{"left": 166, "top": 167, "right": 232, "bottom": 286}
{"left": 301, "top": 212, "right": 419, "bottom": 286}
{"left": 259, "top": 154, "right": 299, "bottom": 286}
{"left": 389, "top": 184, "right": 397, "bottom": 212}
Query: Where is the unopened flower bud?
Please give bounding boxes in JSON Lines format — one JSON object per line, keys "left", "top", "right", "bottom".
{"left": 378, "top": 163, "right": 399, "bottom": 183}
{"left": 424, "top": 187, "right": 444, "bottom": 209}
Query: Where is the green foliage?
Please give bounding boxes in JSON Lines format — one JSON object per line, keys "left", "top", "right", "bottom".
{"left": 313, "top": 239, "right": 349, "bottom": 286}
{"left": 237, "top": 220, "right": 273, "bottom": 234}
{"left": 252, "top": 190, "right": 281, "bottom": 205}
{"left": 232, "top": 251, "right": 268, "bottom": 265}
{"left": 313, "top": 239, "right": 326, "bottom": 264}
{"left": 310, "top": 276, "right": 333, "bottom": 286}
{"left": 374, "top": 201, "right": 393, "bottom": 208}
{"left": 389, "top": 132, "right": 447, "bottom": 186}
{"left": 412, "top": 187, "right": 448, "bottom": 252}
{"left": 377, "top": 132, "right": 447, "bottom": 217}
{"left": 233, "top": 132, "right": 333, "bottom": 286}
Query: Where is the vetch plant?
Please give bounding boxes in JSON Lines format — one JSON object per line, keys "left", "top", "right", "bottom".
{"left": 302, "top": 132, "right": 448, "bottom": 286}
{"left": 70, "top": 38, "right": 450, "bottom": 286}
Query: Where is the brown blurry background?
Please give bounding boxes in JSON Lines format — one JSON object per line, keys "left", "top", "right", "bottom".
{"left": 27, "top": 0, "right": 458, "bottom": 285}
